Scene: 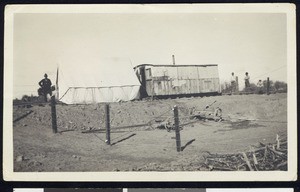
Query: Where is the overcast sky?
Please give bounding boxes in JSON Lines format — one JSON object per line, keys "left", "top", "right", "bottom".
{"left": 13, "top": 12, "right": 287, "bottom": 98}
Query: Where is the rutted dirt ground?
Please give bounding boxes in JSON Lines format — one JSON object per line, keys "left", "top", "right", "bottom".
{"left": 13, "top": 93, "right": 287, "bottom": 172}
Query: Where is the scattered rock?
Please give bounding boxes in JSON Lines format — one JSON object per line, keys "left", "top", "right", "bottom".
{"left": 55, "top": 166, "right": 61, "bottom": 171}
{"left": 16, "top": 155, "right": 24, "bottom": 162}
{"left": 22, "top": 124, "right": 27, "bottom": 127}
{"left": 33, "top": 161, "right": 42, "bottom": 166}
{"left": 72, "top": 155, "right": 77, "bottom": 158}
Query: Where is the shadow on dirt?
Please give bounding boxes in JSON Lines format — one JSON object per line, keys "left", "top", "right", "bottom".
{"left": 111, "top": 133, "right": 136, "bottom": 146}
{"left": 228, "top": 120, "right": 266, "bottom": 129}
{"left": 13, "top": 110, "right": 33, "bottom": 123}
{"left": 59, "top": 129, "right": 76, "bottom": 133}
{"left": 181, "top": 139, "right": 196, "bottom": 151}
{"left": 214, "top": 120, "right": 266, "bottom": 133}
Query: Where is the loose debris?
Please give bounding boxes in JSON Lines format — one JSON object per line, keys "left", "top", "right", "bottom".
{"left": 16, "top": 155, "right": 24, "bottom": 162}
{"left": 202, "top": 135, "right": 287, "bottom": 171}
{"left": 155, "top": 101, "right": 223, "bottom": 131}
{"left": 189, "top": 101, "right": 223, "bottom": 122}
{"left": 154, "top": 118, "right": 183, "bottom": 132}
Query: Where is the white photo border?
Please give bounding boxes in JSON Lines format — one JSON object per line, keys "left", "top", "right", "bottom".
{"left": 3, "top": 3, "right": 297, "bottom": 181}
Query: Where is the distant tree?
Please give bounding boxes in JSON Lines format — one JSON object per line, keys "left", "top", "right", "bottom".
{"left": 262, "top": 80, "right": 274, "bottom": 92}
{"left": 240, "top": 79, "right": 287, "bottom": 94}
{"left": 18, "top": 94, "right": 40, "bottom": 103}
{"left": 243, "top": 83, "right": 257, "bottom": 93}
{"left": 274, "top": 81, "right": 287, "bottom": 92}
{"left": 221, "top": 82, "right": 232, "bottom": 93}
{"left": 21, "top": 95, "right": 30, "bottom": 102}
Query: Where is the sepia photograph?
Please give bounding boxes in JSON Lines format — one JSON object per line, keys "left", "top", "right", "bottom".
{"left": 3, "top": 4, "right": 297, "bottom": 181}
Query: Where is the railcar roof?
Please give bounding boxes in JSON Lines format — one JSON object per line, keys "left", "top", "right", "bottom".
{"left": 134, "top": 64, "right": 218, "bottom": 69}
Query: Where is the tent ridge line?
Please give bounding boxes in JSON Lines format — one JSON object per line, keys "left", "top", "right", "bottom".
{"left": 69, "top": 85, "right": 139, "bottom": 89}
{"left": 58, "top": 87, "right": 70, "bottom": 101}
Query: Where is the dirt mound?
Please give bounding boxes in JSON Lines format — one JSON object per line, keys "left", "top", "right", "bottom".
{"left": 13, "top": 93, "right": 287, "bottom": 172}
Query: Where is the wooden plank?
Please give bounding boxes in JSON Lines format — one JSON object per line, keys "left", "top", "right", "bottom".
{"left": 82, "top": 123, "right": 150, "bottom": 133}
{"left": 13, "top": 101, "right": 49, "bottom": 106}
{"left": 268, "top": 147, "right": 286, "bottom": 157}
{"left": 242, "top": 152, "right": 254, "bottom": 171}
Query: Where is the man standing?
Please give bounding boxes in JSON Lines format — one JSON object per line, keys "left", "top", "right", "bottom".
{"left": 244, "top": 72, "right": 250, "bottom": 90}
{"left": 256, "top": 79, "right": 264, "bottom": 94}
{"left": 230, "top": 72, "right": 236, "bottom": 94}
{"left": 39, "top": 73, "right": 52, "bottom": 102}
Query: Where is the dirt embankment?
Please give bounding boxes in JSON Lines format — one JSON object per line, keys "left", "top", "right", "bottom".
{"left": 13, "top": 93, "right": 287, "bottom": 172}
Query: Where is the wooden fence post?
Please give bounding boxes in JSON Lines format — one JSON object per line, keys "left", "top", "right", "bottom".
{"left": 267, "top": 77, "right": 270, "bottom": 95}
{"left": 173, "top": 105, "right": 181, "bottom": 152}
{"left": 151, "top": 80, "right": 154, "bottom": 101}
{"left": 235, "top": 76, "right": 239, "bottom": 94}
{"left": 51, "top": 96, "right": 57, "bottom": 133}
{"left": 105, "top": 104, "right": 111, "bottom": 145}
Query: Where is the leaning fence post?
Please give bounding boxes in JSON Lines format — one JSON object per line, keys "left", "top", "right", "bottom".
{"left": 267, "top": 77, "right": 270, "bottom": 95}
{"left": 105, "top": 104, "right": 111, "bottom": 145}
{"left": 235, "top": 76, "right": 239, "bottom": 94}
{"left": 51, "top": 96, "right": 57, "bottom": 133}
{"left": 173, "top": 105, "right": 181, "bottom": 152}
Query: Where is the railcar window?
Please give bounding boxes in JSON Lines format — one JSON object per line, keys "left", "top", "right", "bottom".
{"left": 146, "top": 68, "right": 152, "bottom": 79}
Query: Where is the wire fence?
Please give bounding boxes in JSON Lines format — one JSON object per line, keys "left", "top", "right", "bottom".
{"left": 252, "top": 65, "right": 287, "bottom": 81}
{"left": 12, "top": 63, "right": 288, "bottom": 152}
{"left": 13, "top": 87, "right": 287, "bottom": 152}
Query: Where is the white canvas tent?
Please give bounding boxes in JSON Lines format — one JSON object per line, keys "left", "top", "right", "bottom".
{"left": 57, "top": 57, "right": 141, "bottom": 104}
